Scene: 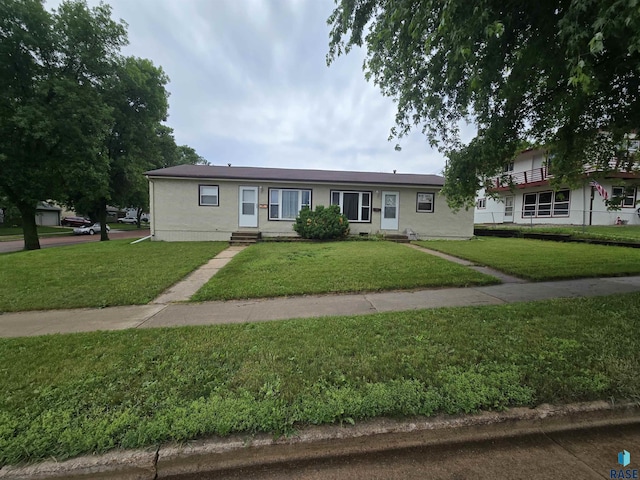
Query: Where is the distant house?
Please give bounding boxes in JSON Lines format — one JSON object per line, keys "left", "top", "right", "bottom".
{"left": 475, "top": 147, "right": 640, "bottom": 226}
{"left": 145, "top": 165, "right": 473, "bottom": 241}
{"left": 35, "top": 202, "right": 62, "bottom": 226}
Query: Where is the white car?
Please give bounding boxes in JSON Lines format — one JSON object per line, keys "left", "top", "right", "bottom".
{"left": 73, "top": 223, "right": 110, "bottom": 235}
{"left": 117, "top": 216, "right": 149, "bottom": 224}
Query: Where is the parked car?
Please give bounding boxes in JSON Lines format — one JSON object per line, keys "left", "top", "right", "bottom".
{"left": 61, "top": 216, "right": 92, "bottom": 227}
{"left": 117, "top": 215, "right": 149, "bottom": 224}
{"left": 73, "top": 223, "right": 110, "bottom": 235}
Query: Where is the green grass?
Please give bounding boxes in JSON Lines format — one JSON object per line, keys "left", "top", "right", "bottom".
{"left": 477, "top": 224, "right": 640, "bottom": 242}
{"left": 0, "top": 240, "right": 227, "bottom": 312}
{"left": 0, "top": 225, "right": 73, "bottom": 241}
{"left": 110, "top": 223, "right": 150, "bottom": 231}
{"left": 1, "top": 293, "right": 638, "bottom": 465}
{"left": 192, "top": 241, "right": 498, "bottom": 301}
{"left": 417, "top": 237, "right": 640, "bottom": 281}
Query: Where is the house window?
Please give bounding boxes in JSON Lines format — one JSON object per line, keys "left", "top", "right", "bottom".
{"left": 330, "top": 190, "right": 372, "bottom": 222}
{"left": 199, "top": 185, "right": 219, "bottom": 206}
{"left": 522, "top": 190, "right": 570, "bottom": 217}
{"left": 523, "top": 193, "right": 537, "bottom": 217}
{"left": 269, "top": 189, "right": 311, "bottom": 220}
{"left": 612, "top": 186, "right": 636, "bottom": 207}
{"left": 503, "top": 161, "right": 514, "bottom": 173}
{"left": 417, "top": 193, "right": 435, "bottom": 212}
{"left": 476, "top": 198, "right": 486, "bottom": 209}
{"left": 553, "top": 190, "right": 570, "bottom": 216}
{"left": 537, "top": 192, "right": 552, "bottom": 217}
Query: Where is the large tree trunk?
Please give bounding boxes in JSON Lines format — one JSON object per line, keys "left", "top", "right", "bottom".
{"left": 98, "top": 201, "right": 109, "bottom": 241}
{"left": 18, "top": 203, "right": 40, "bottom": 250}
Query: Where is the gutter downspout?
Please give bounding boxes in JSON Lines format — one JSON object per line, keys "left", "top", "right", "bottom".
{"left": 147, "top": 176, "right": 155, "bottom": 240}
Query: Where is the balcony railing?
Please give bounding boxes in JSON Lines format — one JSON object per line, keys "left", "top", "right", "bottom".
{"left": 492, "top": 166, "right": 550, "bottom": 189}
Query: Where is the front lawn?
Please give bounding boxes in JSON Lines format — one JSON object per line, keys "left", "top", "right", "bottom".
{"left": 418, "top": 237, "right": 640, "bottom": 281}
{"left": 191, "top": 241, "right": 498, "bottom": 301}
{"left": 0, "top": 225, "right": 73, "bottom": 241}
{"left": 1, "top": 293, "right": 638, "bottom": 465}
{"left": 477, "top": 224, "right": 640, "bottom": 243}
{"left": 0, "top": 240, "right": 227, "bottom": 312}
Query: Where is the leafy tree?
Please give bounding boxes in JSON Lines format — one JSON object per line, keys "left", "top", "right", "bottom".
{"left": 0, "top": 0, "right": 127, "bottom": 249}
{"left": 327, "top": 0, "right": 640, "bottom": 208}
{"left": 176, "top": 144, "right": 209, "bottom": 166}
{"left": 67, "top": 56, "right": 171, "bottom": 238}
{"left": 113, "top": 126, "right": 208, "bottom": 228}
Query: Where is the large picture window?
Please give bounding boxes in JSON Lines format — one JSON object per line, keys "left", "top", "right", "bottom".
{"left": 269, "top": 189, "right": 311, "bottom": 220}
{"left": 199, "top": 185, "right": 219, "bottom": 206}
{"left": 522, "top": 189, "right": 570, "bottom": 217}
{"left": 612, "top": 186, "right": 637, "bottom": 207}
{"left": 330, "top": 190, "right": 371, "bottom": 222}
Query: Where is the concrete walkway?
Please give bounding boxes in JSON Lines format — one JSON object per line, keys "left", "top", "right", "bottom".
{"left": 151, "top": 245, "right": 246, "bottom": 303}
{"left": 2, "top": 244, "right": 640, "bottom": 479}
{"left": 2, "top": 242, "right": 640, "bottom": 337}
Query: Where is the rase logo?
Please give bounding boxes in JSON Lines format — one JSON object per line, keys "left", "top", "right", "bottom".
{"left": 611, "top": 450, "right": 638, "bottom": 479}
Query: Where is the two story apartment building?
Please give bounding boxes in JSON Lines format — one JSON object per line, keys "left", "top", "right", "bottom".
{"left": 474, "top": 147, "right": 640, "bottom": 226}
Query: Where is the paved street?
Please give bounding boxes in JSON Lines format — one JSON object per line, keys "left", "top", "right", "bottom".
{"left": 0, "top": 228, "right": 150, "bottom": 253}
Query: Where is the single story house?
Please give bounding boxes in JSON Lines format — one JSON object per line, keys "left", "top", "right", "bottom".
{"left": 475, "top": 147, "right": 640, "bottom": 226}
{"left": 145, "top": 165, "right": 472, "bottom": 241}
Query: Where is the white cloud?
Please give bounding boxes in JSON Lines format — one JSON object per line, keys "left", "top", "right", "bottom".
{"left": 44, "top": 0, "right": 456, "bottom": 175}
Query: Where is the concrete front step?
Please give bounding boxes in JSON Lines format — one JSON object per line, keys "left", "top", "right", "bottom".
{"left": 230, "top": 231, "right": 261, "bottom": 245}
{"left": 384, "top": 234, "right": 410, "bottom": 243}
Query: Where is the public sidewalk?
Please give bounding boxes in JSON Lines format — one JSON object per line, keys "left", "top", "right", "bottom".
{"left": 2, "top": 272, "right": 640, "bottom": 337}
{"left": 2, "top": 244, "right": 640, "bottom": 479}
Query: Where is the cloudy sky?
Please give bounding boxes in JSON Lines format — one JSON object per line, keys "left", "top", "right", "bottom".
{"left": 47, "top": 0, "right": 468, "bottom": 175}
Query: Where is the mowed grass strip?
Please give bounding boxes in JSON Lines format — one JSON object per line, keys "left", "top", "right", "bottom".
{"left": 477, "top": 224, "right": 640, "bottom": 243}
{"left": 0, "top": 226, "right": 74, "bottom": 241}
{"left": 0, "top": 240, "right": 227, "bottom": 312}
{"left": 1, "top": 293, "right": 639, "bottom": 465}
{"left": 191, "top": 241, "right": 498, "bottom": 301}
{"left": 418, "top": 237, "right": 640, "bottom": 281}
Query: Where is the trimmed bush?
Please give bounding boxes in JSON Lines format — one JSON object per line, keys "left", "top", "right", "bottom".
{"left": 293, "top": 205, "right": 349, "bottom": 240}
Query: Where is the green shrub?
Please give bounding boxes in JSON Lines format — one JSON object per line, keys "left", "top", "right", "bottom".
{"left": 293, "top": 205, "right": 349, "bottom": 240}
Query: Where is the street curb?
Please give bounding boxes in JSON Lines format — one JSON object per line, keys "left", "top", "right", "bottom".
{"left": 2, "top": 400, "right": 638, "bottom": 479}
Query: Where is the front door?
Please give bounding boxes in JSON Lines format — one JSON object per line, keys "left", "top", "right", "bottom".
{"left": 504, "top": 196, "right": 514, "bottom": 222}
{"left": 239, "top": 186, "right": 258, "bottom": 228}
{"left": 381, "top": 191, "right": 399, "bottom": 230}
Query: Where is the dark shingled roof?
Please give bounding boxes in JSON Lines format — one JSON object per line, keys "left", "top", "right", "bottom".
{"left": 145, "top": 165, "right": 444, "bottom": 187}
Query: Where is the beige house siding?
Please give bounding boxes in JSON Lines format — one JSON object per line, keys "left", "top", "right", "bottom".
{"left": 149, "top": 177, "right": 472, "bottom": 241}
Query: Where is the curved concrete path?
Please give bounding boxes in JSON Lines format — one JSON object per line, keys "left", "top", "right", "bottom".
{"left": 2, "top": 239, "right": 640, "bottom": 337}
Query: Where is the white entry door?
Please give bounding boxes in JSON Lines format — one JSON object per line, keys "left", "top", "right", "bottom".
{"left": 239, "top": 186, "right": 258, "bottom": 228}
{"left": 504, "top": 196, "right": 514, "bottom": 223}
{"left": 381, "top": 191, "right": 399, "bottom": 230}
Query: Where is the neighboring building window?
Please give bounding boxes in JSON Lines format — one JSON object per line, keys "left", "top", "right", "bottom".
{"left": 537, "top": 191, "right": 552, "bottom": 216}
{"left": 269, "top": 189, "right": 311, "bottom": 220}
{"left": 199, "top": 185, "right": 219, "bottom": 206}
{"left": 476, "top": 198, "right": 487, "bottom": 209}
{"left": 612, "top": 186, "right": 636, "bottom": 207}
{"left": 553, "top": 190, "right": 570, "bottom": 216}
{"left": 522, "top": 190, "right": 570, "bottom": 217}
{"left": 503, "top": 161, "right": 514, "bottom": 173}
{"left": 330, "top": 190, "right": 371, "bottom": 222}
{"left": 523, "top": 193, "right": 537, "bottom": 217}
{"left": 417, "top": 193, "right": 435, "bottom": 212}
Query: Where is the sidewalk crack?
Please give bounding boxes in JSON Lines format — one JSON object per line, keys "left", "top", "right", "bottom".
{"left": 136, "top": 305, "right": 169, "bottom": 329}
